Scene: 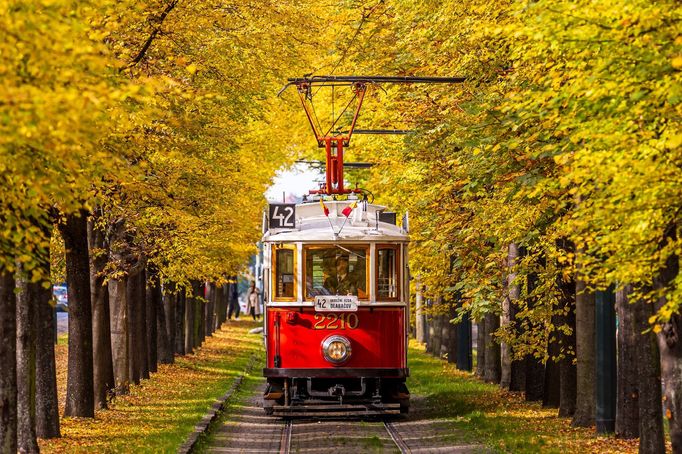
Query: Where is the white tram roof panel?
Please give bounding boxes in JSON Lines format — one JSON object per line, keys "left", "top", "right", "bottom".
{"left": 263, "top": 200, "right": 408, "bottom": 243}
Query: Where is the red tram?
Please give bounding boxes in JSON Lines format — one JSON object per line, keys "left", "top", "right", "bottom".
{"left": 261, "top": 75, "right": 461, "bottom": 416}
{"left": 261, "top": 201, "right": 410, "bottom": 416}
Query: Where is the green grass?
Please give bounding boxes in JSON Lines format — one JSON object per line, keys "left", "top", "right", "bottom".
{"left": 42, "top": 320, "right": 264, "bottom": 453}
{"left": 407, "top": 340, "right": 637, "bottom": 453}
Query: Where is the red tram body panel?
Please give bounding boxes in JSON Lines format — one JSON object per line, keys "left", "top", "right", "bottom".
{"left": 265, "top": 307, "right": 406, "bottom": 370}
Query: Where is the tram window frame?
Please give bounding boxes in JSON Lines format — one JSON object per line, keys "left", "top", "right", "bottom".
{"left": 272, "top": 244, "right": 297, "bottom": 302}
{"left": 375, "top": 244, "right": 401, "bottom": 301}
{"left": 302, "top": 244, "right": 370, "bottom": 301}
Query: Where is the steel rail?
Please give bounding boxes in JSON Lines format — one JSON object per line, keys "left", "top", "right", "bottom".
{"left": 279, "top": 419, "right": 293, "bottom": 454}
{"left": 384, "top": 421, "right": 411, "bottom": 454}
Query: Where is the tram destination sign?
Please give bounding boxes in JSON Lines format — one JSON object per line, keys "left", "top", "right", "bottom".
{"left": 314, "top": 296, "right": 358, "bottom": 312}
{"left": 268, "top": 203, "right": 296, "bottom": 229}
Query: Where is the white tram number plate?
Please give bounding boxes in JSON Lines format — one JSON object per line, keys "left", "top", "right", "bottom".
{"left": 314, "top": 296, "right": 358, "bottom": 312}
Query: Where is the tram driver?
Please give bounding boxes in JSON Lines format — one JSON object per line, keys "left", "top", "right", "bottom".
{"left": 324, "top": 256, "right": 358, "bottom": 295}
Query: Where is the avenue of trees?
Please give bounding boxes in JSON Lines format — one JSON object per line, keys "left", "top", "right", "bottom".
{"left": 1, "top": 0, "right": 680, "bottom": 453}
{"left": 0, "top": 0, "right": 324, "bottom": 452}
{"left": 311, "top": 0, "right": 680, "bottom": 452}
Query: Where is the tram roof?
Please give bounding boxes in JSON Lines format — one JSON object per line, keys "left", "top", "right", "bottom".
{"left": 262, "top": 200, "right": 408, "bottom": 243}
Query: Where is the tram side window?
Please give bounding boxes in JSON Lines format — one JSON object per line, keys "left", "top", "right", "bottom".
{"left": 377, "top": 246, "right": 399, "bottom": 300}
{"left": 275, "top": 248, "right": 295, "bottom": 299}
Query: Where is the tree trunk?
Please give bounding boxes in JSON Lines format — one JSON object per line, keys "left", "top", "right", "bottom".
{"left": 137, "top": 268, "right": 149, "bottom": 380}
{"left": 525, "top": 355, "right": 545, "bottom": 401}
{"left": 501, "top": 244, "right": 519, "bottom": 388}
{"left": 440, "top": 314, "right": 449, "bottom": 359}
{"left": 156, "top": 281, "right": 173, "bottom": 365}
{"left": 483, "top": 313, "right": 501, "bottom": 384}
{"left": 572, "top": 275, "right": 595, "bottom": 427}
{"left": 0, "top": 268, "right": 17, "bottom": 453}
{"left": 415, "top": 282, "right": 426, "bottom": 343}
{"left": 35, "top": 280, "right": 60, "bottom": 439}
{"left": 156, "top": 283, "right": 176, "bottom": 364}
{"left": 213, "top": 284, "right": 223, "bottom": 330}
{"left": 653, "top": 242, "right": 682, "bottom": 452}
{"left": 426, "top": 311, "right": 435, "bottom": 355}
{"left": 476, "top": 320, "right": 486, "bottom": 378}
{"left": 60, "top": 211, "right": 94, "bottom": 418}
{"left": 108, "top": 219, "right": 129, "bottom": 395}
{"left": 206, "top": 283, "right": 215, "bottom": 335}
{"left": 633, "top": 294, "right": 665, "bottom": 453}
{"left": 184, "top": 290, "right": 194, "bottom": 355}
{"left": 219, "top": 283, "right": 228, "bottom": 327}
{"left": 430, "top": 310, "right": 442, "bottom": 358}
{"left": 34, "top": 297, "right": 58, "bottom": 437}
{"left": 509, "top": 356, "right": 526, "bottom": 393}
{"left": 544, "top": 302, "right": 563, "bottom": 410}
{"left": 446, "top": 306, "right": 458, "bottom": 364}
{"left": 556, "top": 239, "right": 577, "bottom": 417}
{"left": 501, "top": 293, "right": 512, "bottom": 388}
{"left": 88, "top": 218, "right": 114, "bottom": 410}
{"left": 615, "top": 286, "right": 639, "bottom": 439}
{"left": 507, "top": 244, "right": 525, "bottom": 392}
{"left": 108, "top": 275, "right": 129, "bottom": 395}
{"left": 16, "top": 265, "right": 39, "bottom": 453}
{"left": 193, "top": 281, "right": 204, "bottom": 347}
{"left": 525, "top": 267, "right": 544, "bottom": 401}
{"left": 542, "top": 354, "right": 561, "bottom": 408}
{"left": 127, "top": 268, "right": 140, "bottom": 385}
{"left": 175, "top": 291, "right": 186, "bottom": 355}
{"left": 146, "top": 267, "right": 158, "bottom": 374}
{"left": 558, "top": 294, "right": 577, "bottom": 417}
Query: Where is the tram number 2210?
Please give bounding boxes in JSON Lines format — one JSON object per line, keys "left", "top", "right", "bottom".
{"left": 313, "top": 313, "right": 359, "bottom": 330}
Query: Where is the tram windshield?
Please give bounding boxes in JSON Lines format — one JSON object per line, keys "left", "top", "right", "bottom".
{"left": 305, "top": 245, "right": 368, "bottom": 299}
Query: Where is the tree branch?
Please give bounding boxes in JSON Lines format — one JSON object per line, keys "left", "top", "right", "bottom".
{"left": 121, "top": 0, "right": 179, "bottom": 72}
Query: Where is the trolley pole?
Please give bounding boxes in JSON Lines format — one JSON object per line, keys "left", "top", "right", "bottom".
{"left": 595, "top": 286, "right": 616, "bottom": 434}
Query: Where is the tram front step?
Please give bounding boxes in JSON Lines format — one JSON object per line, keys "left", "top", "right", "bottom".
{"left": 271, "top": 402, "right": 400, "bottom": 417}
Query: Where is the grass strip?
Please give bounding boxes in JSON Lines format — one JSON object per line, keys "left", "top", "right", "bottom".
{"left": 41, "top": 320, "right": 263, "bottom": 453}
{"left": 408, "top": 340, "right": 640, "bottom": 453}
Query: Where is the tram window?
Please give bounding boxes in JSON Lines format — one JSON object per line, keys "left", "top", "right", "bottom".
{"left": 274, "top": 247, "right": 295, "bottom": 300}
{"left": 304, "top": 246, "right": 368, "bottom": 299}
{"left": 377, "top": 246, "right": 399, "bottom": 300}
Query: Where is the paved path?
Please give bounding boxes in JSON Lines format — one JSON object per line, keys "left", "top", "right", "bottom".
{"left": 204, "top": 379, "right": 488, "bottom": 453}
{"left": 205, "top": 383, "right": 284, "bottom": 453}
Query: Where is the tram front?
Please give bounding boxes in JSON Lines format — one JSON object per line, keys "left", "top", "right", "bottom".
{"left": 261, "top": 200, "right": 410, "bottom": 416}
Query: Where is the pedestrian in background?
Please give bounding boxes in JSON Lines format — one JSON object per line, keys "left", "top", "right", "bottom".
{"left": 227, "top": 277, "right": 240, "bottom": 320}
{"left": 246, "top": 281, "right": 261, "bottom": 321}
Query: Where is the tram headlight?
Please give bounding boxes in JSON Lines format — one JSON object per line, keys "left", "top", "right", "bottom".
{"left": 322, "top": 335, "right": 352, "bottom": 364}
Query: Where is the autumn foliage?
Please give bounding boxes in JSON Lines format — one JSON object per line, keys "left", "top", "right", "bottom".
{"left": 1, "top": 0, "right": 681, "bottom": 453}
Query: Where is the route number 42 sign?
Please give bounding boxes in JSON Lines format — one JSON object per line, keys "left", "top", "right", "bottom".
{"left": 268, "top": 203, "right": 296, "bottom": 229}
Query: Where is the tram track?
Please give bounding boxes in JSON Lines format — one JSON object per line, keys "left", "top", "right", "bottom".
{"left": 278, "top": 418, "right": 410, "bottom": 454}
{"left": 384, "top": 420, "right": 411, "bottom": 453}
{"left": 279, "top": 419, "right": 293, "bottom": 454}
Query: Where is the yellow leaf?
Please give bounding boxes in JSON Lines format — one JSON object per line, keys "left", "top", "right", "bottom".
{"left": 186, "top": 63, "right": 198, "bottom": 74}
{"left": 672, "top": 56, "right": 682, "bottom": 69}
